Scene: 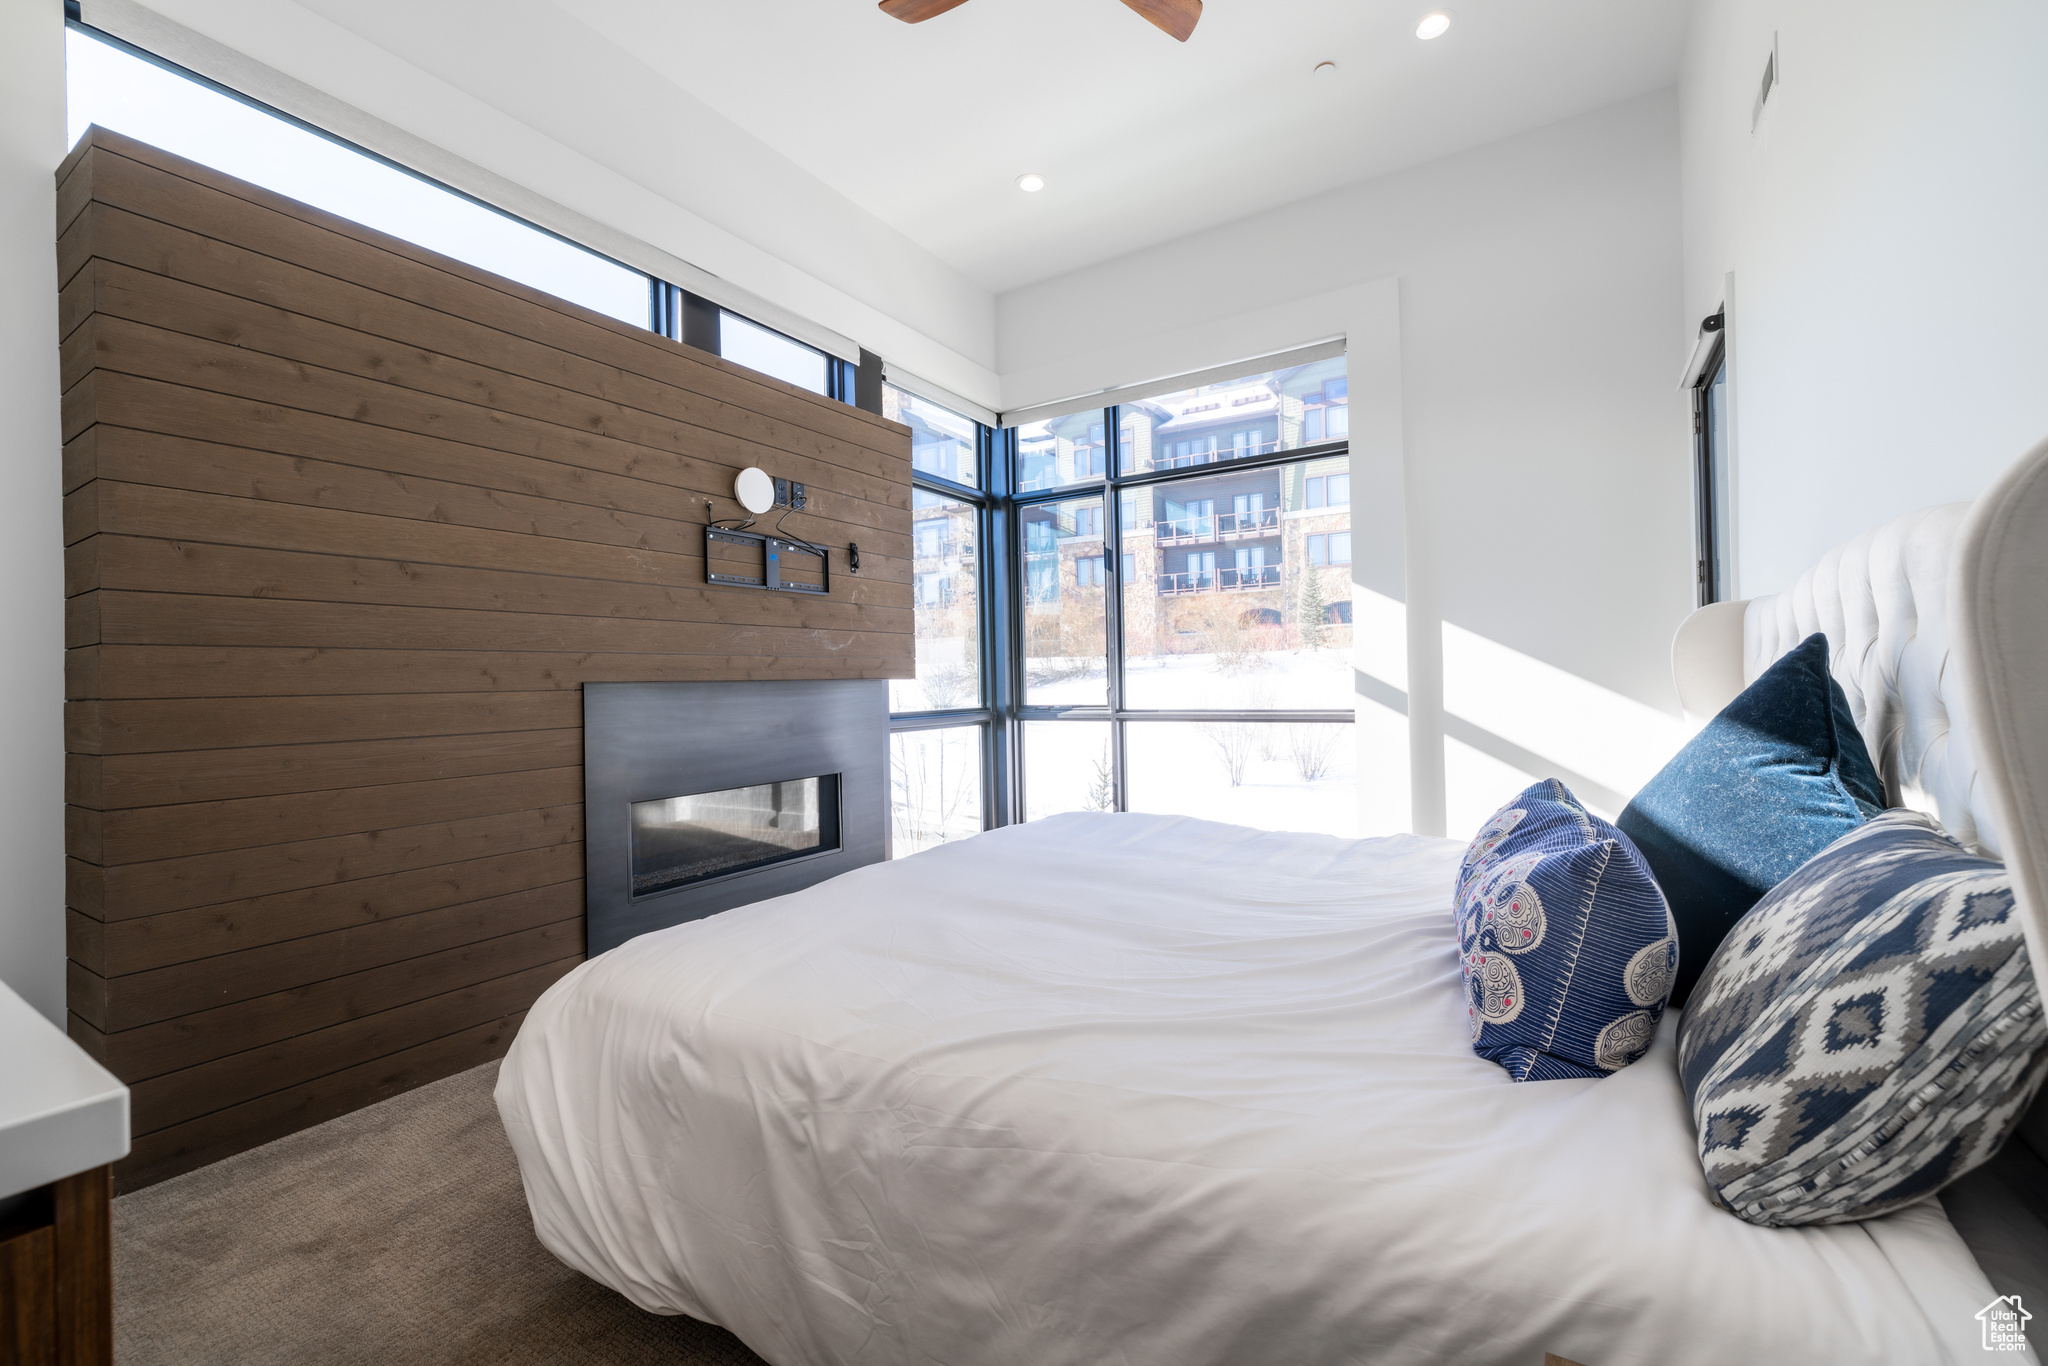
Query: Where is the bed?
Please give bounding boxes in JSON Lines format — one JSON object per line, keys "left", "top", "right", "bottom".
{"left": 497, "top": 437, "right": 2048, "bottom": 1365}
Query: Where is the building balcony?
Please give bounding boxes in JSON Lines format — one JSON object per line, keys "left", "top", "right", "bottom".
{"left": 1152, "top": 508, "right": 1280, "bottom": 546}
{"left": 1156, "top": 565, "right": 1282, "bottom": 595}
{"left": 1137, "top": 438, "right": 1281, "bottom": 474}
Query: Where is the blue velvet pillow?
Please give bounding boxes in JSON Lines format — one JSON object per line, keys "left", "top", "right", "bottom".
{"left": 1456, "top": 779, "right": 1677, "bottom": 1081}
{"left": 1618, "top": 634, "right": 1883, "bottom": 1007}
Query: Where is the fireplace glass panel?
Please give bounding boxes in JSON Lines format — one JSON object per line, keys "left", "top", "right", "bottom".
{"left": 630, "top": 775, "right": 840, "bottom": 897}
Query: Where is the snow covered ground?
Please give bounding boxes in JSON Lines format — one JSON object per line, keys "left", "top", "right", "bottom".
{"left": 1025, "top": 645, "right": 1352, "bottom": 711}
{"left": 892, "top": 646, "right": 1360, "bottom": 852}
{"left": 1123, "top": 648, "right": 1352, "bottom": 711}
{"left": 891, "top": 727, "right": 983, "bottom": 857}
{"left": 1124, "top": 721, "right": 1356, "bottom": 837}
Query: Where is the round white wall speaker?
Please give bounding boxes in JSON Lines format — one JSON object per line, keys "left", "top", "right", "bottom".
{"left": 734, "top": 467, "right": 774, "bottom": 515}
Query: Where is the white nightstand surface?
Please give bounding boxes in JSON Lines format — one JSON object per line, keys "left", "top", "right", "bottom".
{"left": 0, "top": 981, "right": 128, "bottom": 1199}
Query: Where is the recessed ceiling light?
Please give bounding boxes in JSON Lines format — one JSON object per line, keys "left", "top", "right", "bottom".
{"left": 1017, "top": 173, "right": 1046, "bottom": 193}
{"left": 1313, "top": 60, "right": 1337, "bottom": 77}
{"left": 1416, "top": 12, "right": 1451, "bottom": 39}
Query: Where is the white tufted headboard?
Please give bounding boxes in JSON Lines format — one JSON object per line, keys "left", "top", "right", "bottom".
{"left": 1671, "top": 436, "right": 2048, "bottom": 999}
{"left": 1751, "top": 502, "right": 1996, "bottom": 855}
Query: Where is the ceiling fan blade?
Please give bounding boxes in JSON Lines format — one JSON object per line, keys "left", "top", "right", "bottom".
{"left": 1118, "top": 0, "right": 1201, "bottom": 41}
{"left": 878, "top": 0, "right": 975, "bottom": 21}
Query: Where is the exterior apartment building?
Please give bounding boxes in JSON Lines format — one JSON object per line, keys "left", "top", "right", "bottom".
{"left": 1019, "top": 359, "right": 1353, "bottom": 668}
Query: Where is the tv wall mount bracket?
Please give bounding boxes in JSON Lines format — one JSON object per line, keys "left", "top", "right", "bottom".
{"left": 705, "top": 526, "right": 832, "bottom": 595}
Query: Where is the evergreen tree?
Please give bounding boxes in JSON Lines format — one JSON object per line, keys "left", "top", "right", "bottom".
{"left": 1299, "top": 565, "right": 1328, "bottom": 650}
{"left": 1088, "top": 743, "right": 1116, "bottom": 811}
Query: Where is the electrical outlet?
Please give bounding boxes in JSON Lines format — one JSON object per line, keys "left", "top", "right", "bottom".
{"left": 789, "top": 482, "right": 806, "bottom": 510}
{"left": 772, "top": 477, "right": 791, "bottom": 508}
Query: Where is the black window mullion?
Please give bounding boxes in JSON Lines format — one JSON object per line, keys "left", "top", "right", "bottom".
{"left": 991, "top": 424, "right": 1025, "bottom": 826}
{"left": 1100, "top": 406, "right": 1128, "bottom": 811}
{"left": 1016, "top": 706, "right": 1350, "bottom": 724}
{"left": 976, "top": 432, "right": 1009, "bottom": 831}
{"left": 910, "top": 470, "right": 982, "bottom": 504}
{"left": 826, "top": 357, "right": 858, "bottom": 407}
{"left": 889, "top": 709, "right": 994, "bottom": 732}
{"left": 1113, "top": 438, "right": 1349, "bottom": 492}
{"left": 854, "top": 349, "right": 886, "bottom": 416}
{"left": 1112, "top": 709, "right": 1354, "bottom": 724}
{"left": 981, "top": 485, "right": 1006, "bottom": 837}
{"left": 679, "top": 289, "right": 721, "bottom": 355}
{"left": 649, "top": 279, "right": 673, "bottom": 338}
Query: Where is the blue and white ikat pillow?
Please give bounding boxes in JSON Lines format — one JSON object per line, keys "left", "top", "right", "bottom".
{"left": 1455, "top": 780, "right": 1678, "bottom": 1081}
{"left": 1678, "top": 810, "right": 2048, "bottom": 1226}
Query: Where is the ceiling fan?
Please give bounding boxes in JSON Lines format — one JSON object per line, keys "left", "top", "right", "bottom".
{"left": 879, "top": 0, "right": 1202, "bottom": 42}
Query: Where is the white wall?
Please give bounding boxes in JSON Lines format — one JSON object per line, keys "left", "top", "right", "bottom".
{"left": 0, "top": 0, "right": 73, "bottom": 1022}
{"left": 1683, "top": 0, "right": 2048, "bottom": 597}
{"left": 1000, "top": 91, "right": 1696, "bottom": 837}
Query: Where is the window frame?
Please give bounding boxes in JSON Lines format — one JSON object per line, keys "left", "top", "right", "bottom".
{"left": 651, "top": 282, "right": 864, "bottom": 406}
{"left": 1693, "top": 337, "right": 1730, "bottom": 606}
{"left": 889, "top": 406, "right": 1010, "bottom": 843}
{"left": 1002, "top": 402, "right": 1354, "bottom": 821}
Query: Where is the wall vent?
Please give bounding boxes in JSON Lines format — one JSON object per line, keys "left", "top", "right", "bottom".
{"left": 1752, "top": 34, "right": 1779, "bottom": 131}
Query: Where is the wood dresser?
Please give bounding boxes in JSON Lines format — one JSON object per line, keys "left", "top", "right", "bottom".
{"left": 0, "top": 983, "right": 125, "bottom": 1365}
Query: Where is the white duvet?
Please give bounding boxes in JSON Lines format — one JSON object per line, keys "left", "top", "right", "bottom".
{"left": 497, "top": 813, "right": 2019, "bottom": 1365}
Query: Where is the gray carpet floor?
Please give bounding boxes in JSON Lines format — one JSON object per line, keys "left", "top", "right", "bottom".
{"left": 113, "top": 1061, "right": 772, "bottom": 1365}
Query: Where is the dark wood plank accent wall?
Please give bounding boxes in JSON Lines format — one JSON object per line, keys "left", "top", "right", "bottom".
{"left": 56, "top": 128, "right": 914, "bottom": 1191}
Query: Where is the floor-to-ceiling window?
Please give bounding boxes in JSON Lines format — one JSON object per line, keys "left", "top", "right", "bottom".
{"left": 886, "top": 386, "right": 999, "bottom": 856}
{"left": 1008, "top": 357, "right": 1357, "bottom": 837}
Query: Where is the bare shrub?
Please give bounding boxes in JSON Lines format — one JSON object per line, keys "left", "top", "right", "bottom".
{"left": 1179, "top": 594, "right": 1278, "bottom": 676}
{"left": 892, "top": 731, "right": 978, "bottom": 853}
{"left": 1023, "top": 595, "right": 1105, "bottom": 685}
{"left": 916, "top": 663, "right": 976, "bottom": 709}
{"left": 1289, "top": 724, "right": 1341, "bottom": 782}
{"left": 1199, "top": 721, "right": 1256, "bottom": 786}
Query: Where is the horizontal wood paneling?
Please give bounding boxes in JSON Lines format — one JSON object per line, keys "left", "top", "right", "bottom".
{"left": 118, "top": 1011, "right": 535, "bottom": 1192}
{"left": 76, "top": 590, "right": 907, "bottom": 660}
{"left": 64, "top": 258, "right": 912, "bottom": 529}
{"left": 86, "top": 765, "right": 582, "bottom": 864}
{"left": 72, "top": 530, "right": 903, "bottom": 629}
{"left": 86, "top": 883, "right": 579, "bottom": 1032}
{"left": 60, "top": 129, "right": 913, "bottom": 1189}
{"left": 83, "top": 921, "right": 580, "bottom": 1083}
{"left": 128, "top": 957, "right": 578, "bottom": 1132}
{"left": 70, "top": 728, "right": 584, "bottom": 809}
{"left": 66, "top": 476, "right": 905, "bottom": 602}
{"left": 67, "top": 693, "right": 581, "bottom": 754}
{"left": 74, "top": 843, "right": 584, "bottom": 978}
{"left": 69, "top": 645, "right": 905, "bottom": 702}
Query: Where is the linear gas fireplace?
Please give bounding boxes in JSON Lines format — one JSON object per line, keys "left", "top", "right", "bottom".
{"left": 630, "top": 777, "right": 841, "bottom": 896}
{"left": 584, "top": 680, "right": 887, "bottom": 955}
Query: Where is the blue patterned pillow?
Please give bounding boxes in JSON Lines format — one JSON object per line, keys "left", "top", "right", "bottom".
{"left": 1455, "top": 780, "right": 1678, "bottom": 1081}
{"left": 1679, "top": 810, "right": 2048, "bottom": 1226}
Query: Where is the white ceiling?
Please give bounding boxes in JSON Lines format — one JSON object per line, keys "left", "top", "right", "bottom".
{"left": 555, "top": 0, "right": 1694, "bottom": 294}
